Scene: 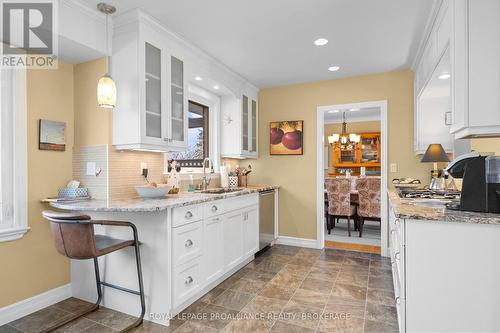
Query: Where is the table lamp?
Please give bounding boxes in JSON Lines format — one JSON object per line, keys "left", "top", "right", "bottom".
{"left": 421, "top": 144, "right": 450, "bottom": 190}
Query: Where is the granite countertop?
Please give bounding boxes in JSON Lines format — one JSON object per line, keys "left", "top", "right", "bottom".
{"left": 49, "top": 185, "right": 279, "bottom": 212}
{"left": 388, "top": 190, "right": 500, "bottom": 224}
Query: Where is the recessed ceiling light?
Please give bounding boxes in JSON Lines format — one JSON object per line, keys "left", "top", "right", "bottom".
{"left": 213, "top": 85, "right": 219, "bottom": 90}
{"left": 328, "top": 110, "right": 339, "bottom": 114}
{"left": 194, "top": 76, "right": 202, "bottom": 81}
{"left": 438, "top": 73, "right": 451, "bottom": 80}
{"left": 328, "top": 66, "right": 340, "bottom": 72}
{"left": 314, "top": 38, "right": 328, "bottom": 46}
{"left": 349, "top": 108, "right": 360, "bottom": 111}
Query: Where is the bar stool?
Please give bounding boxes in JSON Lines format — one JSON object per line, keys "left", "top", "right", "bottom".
{"left": 41, "top": 210, "right": 145, "bottom": 333}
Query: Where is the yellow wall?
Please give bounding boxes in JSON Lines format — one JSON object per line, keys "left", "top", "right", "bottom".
{"left": 250, "top": 70, "right": 429, "bottom": 239}
{"left": 0, "top": 63, "right": 74, "bottom": 307}
{"left": 74, "top": 58, "right": 111, "bottom": 147}
{"left": 471, "top": 138, "right": 500, "bottom": 155}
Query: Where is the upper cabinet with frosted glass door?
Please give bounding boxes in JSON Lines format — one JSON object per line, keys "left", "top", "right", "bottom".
{"left": 221, "top": 92, "right": 258, "bottom": 159}
{"left": 111, "top": 13, "right": 187, "bottom": 151}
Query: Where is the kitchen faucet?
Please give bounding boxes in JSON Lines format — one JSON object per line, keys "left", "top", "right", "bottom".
{"left": 201, "top": 157, "right": 212, "bottom": 191}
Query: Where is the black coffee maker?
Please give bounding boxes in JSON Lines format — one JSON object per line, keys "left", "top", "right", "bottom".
{"left": 446, "top": 153, "right": 500, "bottom": 213}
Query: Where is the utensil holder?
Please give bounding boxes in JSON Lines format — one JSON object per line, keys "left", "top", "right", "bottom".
{"left": 228, "top": 176, "right": 238, "bottom": 189}
{"left": 238, "top": 175, "right": 248, "bottom": 187}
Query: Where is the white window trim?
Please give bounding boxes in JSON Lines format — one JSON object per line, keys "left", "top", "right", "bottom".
{"left": 0, "top": 69, "right": 29, "bottom": 242}
{"left": 165, "top": 84, "right": 221, "bottom": 175}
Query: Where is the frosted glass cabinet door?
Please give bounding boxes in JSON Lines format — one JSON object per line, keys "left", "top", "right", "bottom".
{"left": 169, "top": 56, "right": 186, "bottom": 146}
{"left": 250, "top": 99, "right": 257, "bottom": 153}
{"left": 242, "top": 95, "right": 249, "bottom": 151}
{"left": 145, "top": 42, "right": 162, "bottom": 139}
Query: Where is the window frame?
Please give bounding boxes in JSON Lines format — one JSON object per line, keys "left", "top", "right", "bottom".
{"left": 0, "top": 68, "right": 29, "bottom": 242}
{"left": 165, "top": 84, "right": 221, "bottom": 175}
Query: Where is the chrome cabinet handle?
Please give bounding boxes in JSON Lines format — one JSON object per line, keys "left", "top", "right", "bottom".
{"left": 391, "top": 229, "right": 396, "bottom": 235}
{"left": 185, "top": 239, "right": 193, "bottom": 247}
{"left": 211, "top": 205, "right": 218, "bottom": 212}
{"left": 185, "top": 276, "right": 193, "bottom": 285}
{"left": 394, "top": 218, "right": 400, "bottom": 226}
{"left": 395, "top": 252, "right": 401, "bottom": 260}
{"left": 185, "top": 211, "right": 193, "bottom": 219}
{"left": 396, "top": 296, "right": 401, "bottom": 305}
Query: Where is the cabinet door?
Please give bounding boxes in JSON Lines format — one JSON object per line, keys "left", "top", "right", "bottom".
{"left": 250, "top": 100, "right": 257, "bottom": 153}
{"left": 243, "top": 206, "right": 259, "bottom": 258}
{"left": 144, "top": 41, "right": 166, "bottom": 145}
{"left": 242, "top": 95, "right": 249, "bottom": 152}
{"left": 167, "top": 55, "right": 188, "bottom": 149}
{"left": 450, "top": 0, "right": 468, "bottom": 133}
{"left": 203, "top": 216, "right": 224, "bottom": 285}
{"left": 223, "top": 211, "right": 243, "bottom": 271}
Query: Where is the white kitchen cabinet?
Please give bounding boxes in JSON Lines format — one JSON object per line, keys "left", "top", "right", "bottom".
{"left": 242, "top": 206, "right": 259, "bottom": 257}
{"left": 112, "top": 16, "right": 188, "bottom": 151}
{"left": 450, "top": 0, "right": 500, "bottom": 138}
{"left": 221, "top": 94, "right": 258, "bottom": 159}
{"left": 202, "top": 216, "right": 224, "bottom": 285}
{"left": 222, "top": 211, "right": 244, "bottom": 271}
{"left": 413, "top": 0, "right": 453, "bottom": 154}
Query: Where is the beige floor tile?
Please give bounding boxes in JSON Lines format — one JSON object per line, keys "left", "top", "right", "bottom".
{"left": 228, "top": 278, "right": 267, "bottom": 294}
{"left": 269, "top": 321, "right": 316, "bottom": 333}
{"left": 269, "top": 271, "right": 304, "bottom": 289}
{"left": 290, "top": 288, "right": 329, "bottom": 309}
{"left": 241, "top": 295, "right": 288, "bottom": 316}
{"left": 365, "top": 303, "right": 397, "bottom": 323}
{"left": 364, "top": 319, "right": 399, "bottom": 333}
{"left": 300, "top": 277, "right": 334, "bottom": 294}
{"left": 212, "top": 290, "right": 254, "bottom": 311}
{"left": 258, "top": 285, "right": 295, "bottom": 301}
{"left": 279, "top": 300, "right": 323, "bottom": 329}
{"left": 366, "top": 288, "right": 395, "bottom": 306}
{"left": 324, "top": 296, "right": 366, "bottom": 319}
{"left": 331, "top": 283, "right": 367, "bottom": 301}
{"left": 317, "top": 314, "right": 365, "bottom": 333}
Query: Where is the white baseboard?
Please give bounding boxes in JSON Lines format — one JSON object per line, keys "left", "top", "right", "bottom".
{"left": 275, "top": 236, "right": 320, "bottom": 249}
{"left": 0, "top": 284, "right": 72, "bottom": 326}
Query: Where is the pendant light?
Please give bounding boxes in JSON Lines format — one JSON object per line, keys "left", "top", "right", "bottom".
{"left": 97, "top": 3, "right": 117, "bottom": 109}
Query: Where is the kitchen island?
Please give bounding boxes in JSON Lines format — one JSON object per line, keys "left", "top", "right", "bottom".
{"left": 50, "top": 186, "right": 278, "bottom": 326}
{"left": 388, "top": 190, "right": 500, "bottom": 333}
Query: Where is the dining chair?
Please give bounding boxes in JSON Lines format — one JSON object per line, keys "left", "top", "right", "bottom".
{"left": 325, "top": 178, "right": 357, "bottom": 236}
{"left": 41, "top": 210, "right": 145, "bottom": 333}
{"left": 356, "top": 177, "right": 381, "bottom": 237}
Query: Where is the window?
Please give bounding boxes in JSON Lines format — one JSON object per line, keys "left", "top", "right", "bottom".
{"left": 0, "top": 69, "right": 28, "bottom": 242}
{"left": 167, "top": 101, "right": 209, "bottom": 168}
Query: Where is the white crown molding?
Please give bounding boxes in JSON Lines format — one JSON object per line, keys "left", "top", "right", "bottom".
{"left": 0, "top": 284, "right": 72, "bottom": 326}
{"left": 113, "top": 8, "right": 259, "bottom": 91}
{"left": 411, "top": 0, "right": 443, "bottom": 70}
{"left": 325, "top": 114, "right": 381, "bottom": 124}
{"left": 62, "top": 0, "right": 108, "bottom": 25}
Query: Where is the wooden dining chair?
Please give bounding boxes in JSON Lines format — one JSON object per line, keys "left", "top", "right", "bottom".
{"left": 356, "top": 177, "right": 381, "bottom": 237}
{"left": 325, "top": 178, "right": 357, "bottom": 236}
{"left": 41, "top": 210, "right": 145, "bottom": 333}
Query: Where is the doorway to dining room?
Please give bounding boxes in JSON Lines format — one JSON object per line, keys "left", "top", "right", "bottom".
{"left": 316, "top": 101, "right": 388, "bottom": 256}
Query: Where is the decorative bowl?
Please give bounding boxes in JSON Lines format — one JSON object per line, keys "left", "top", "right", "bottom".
{"left": 135, "top": 184, "right": 170, "bottom": 198}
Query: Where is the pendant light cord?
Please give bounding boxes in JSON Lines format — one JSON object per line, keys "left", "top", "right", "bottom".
{"left": 106, "top": 13, "right": 111, "bottom": 76}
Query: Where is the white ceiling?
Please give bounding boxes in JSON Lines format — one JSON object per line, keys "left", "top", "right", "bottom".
{"left": 325, "top": 107, "right": 380, "bottom": 124}
{"left": 90, "top": 0, "right": 435, "bottom": 88}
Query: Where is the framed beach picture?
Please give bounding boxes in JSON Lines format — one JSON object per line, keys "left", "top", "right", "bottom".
{"left": 270, "top": 120, "right": 303, "bottom": 155}
{"left": 39, "top": 119, "right": 66, "bottom": 151}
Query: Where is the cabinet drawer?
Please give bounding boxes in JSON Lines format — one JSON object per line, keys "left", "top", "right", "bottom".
{"left": 172, "top": 204, "right": 201, "bottom": 227}
{"left": 173, "top": 221, "right": 203, "bottom": 267}
{"left": 172, "top": 258, "right": 202, "bottom": 308}
{"left": 204, "top": 200, "right": 225, "bottom": 218}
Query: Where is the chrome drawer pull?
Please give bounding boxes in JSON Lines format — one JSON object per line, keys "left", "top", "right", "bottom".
{"left": 185, "top": 239, "right": 193, "bottom": 247}
{"left": 211, "top": 205, "right": 218, "bottom": 212}
{"left": 394, "top": 218, "right": 400, "bottom": 226}
{"left": 185, "top": 276, "right": 193, "bottom": 285}
{"left": 185, "top": 211, "right": 193, "bottom": 219}
{"left": 391, "top": 229, "right": 396, "bottom": 235}
{"left": 395, "top": 252, "right": 401, "bottom": 260}
{"left": 396, "top": 296, "right": 401, "bottom": 305}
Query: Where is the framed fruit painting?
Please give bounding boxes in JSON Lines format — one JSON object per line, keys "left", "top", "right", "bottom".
{"left": 270, "top": 120, "right": 303, "bottom": 155}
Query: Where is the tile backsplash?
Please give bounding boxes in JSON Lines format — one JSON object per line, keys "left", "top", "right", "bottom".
{"left": 73, "top": 145, "right": 108, "bottom": 200}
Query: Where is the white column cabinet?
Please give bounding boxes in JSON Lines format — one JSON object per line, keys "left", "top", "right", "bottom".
{"left": 222, "top": 211, "right": 244, "bottom": 271}
{"left": 221, "top": 94, "right": 258, "bottom": 159}
{"left": 450, "top": 0, "right": 500, "bottom": 138}
{"left": 202, "top": 216, "right": 224, "bottom": 285}
{"left": 243, "top": 207, "right": 259, "bottom": 257}
{"left": 112, "top": 16, "right": 188, "bottom": 151}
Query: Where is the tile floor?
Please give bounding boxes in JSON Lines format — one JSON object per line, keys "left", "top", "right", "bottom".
{"left": 0, "top": 245, "right": 398, "bottom": 333}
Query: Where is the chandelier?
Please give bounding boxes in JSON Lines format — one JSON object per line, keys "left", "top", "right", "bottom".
{"left": 328, "top": 112, "right": 360, "bottom": 150}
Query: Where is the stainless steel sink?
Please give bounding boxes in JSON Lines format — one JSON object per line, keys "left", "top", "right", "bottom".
{"left": 201, "top": 188, "right": 244, "bottom": 194}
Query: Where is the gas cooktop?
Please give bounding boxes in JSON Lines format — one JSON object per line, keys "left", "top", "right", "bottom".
{"left": 397, "top": 188, "right": 461, "bottom": 200}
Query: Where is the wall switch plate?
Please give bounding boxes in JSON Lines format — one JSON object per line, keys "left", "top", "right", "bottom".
{"left": 390, "top": 163, "right": 398, "bottom": 173}
{"left": 86, "top": 162, "right": 96, "bottom": 176}
{"left": 140, "top": 162, "right": 147, "bottom": 174}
